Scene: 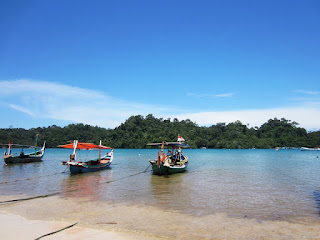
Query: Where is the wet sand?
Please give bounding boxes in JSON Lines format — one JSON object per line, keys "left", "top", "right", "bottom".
{"left": 0, "top": 213, "right": 144, "bottom": 240}
{"left": 1, "top": 194, "right": 320, "bottom": 239}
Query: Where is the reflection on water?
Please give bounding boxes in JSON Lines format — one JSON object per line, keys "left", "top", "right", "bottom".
{"left": 1, "top": 148, "right": 320, "bottom": 223}
{"left": 313, "top": 190, "right": 320, "bottom": 217}
{"left": 60, "top": 170, "right": 112, "bottom": 201}
{"left": 149, "top": 174, "right": 192, "bottom": 209}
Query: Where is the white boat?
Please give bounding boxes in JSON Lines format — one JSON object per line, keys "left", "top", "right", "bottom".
{"left": 301, "top": 147, "right": 320, "bottom": 151}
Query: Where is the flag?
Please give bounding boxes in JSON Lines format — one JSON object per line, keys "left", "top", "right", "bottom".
{"left": 177, "top": 135, "right": 185, "bottom": 142}
{"left": 35, "top": 134, "right": 39, "bottom": 146}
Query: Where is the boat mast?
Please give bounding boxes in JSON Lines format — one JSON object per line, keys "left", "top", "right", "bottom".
{"left": 72, "top": 140, "right": 78, "bottom": 161}
{"left": 178, "top": 134, "right": 182, "bottom": 159}
{"left": 35, "top": 134, "right": 38, "bottom": 155}
{"left": 99, "top": 140, "right": 102, "bottom": 160}
{"left": 8, "top": 142, "right": 12, "bottom": 155}
{"left": 161, "top": 141, "right": 165, "bottom": 162}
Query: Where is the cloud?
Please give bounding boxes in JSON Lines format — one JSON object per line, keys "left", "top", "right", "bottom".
{"left": 0, "top": 79, "right": 175, "bottom": 128}
{"left": 214, "top": 93, "right": 234, "bottom": 98}
{"left": 187, "top": 92, "right": 234, "bottom": 98}
{"left": 1, "top": 79, "right": 320, "bottom": 130}
{"left": 172, "top": 107, "right": 320, "bottom": 130}
{"left": 294, "top": 90, "right": 320, "bottom": 95}
{"left": 8, "top": 104, "right": 34, "bottom": 116}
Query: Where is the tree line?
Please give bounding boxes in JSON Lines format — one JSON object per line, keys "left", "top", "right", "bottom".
{"left": 1, "top": 114, "right": 319, "bottom": 149}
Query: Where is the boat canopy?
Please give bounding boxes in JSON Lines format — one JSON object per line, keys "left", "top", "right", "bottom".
{"left": 59, "top": 142, "right": 112, "bottom": 150}
{"left": 147, "top": 142, "right": 190, "bottom": 148}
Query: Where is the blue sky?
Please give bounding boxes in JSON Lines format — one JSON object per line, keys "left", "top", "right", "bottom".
{"left": 0, "top": 0, "right": 319, "bottom": 130}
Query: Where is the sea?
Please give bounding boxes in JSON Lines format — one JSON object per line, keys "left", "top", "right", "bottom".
{"left": 1, "top": 148, "right": 320, "bottom": 239}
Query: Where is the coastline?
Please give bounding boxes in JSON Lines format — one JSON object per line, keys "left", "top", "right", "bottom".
{"left": 1, "top": 195, "right": 320, "bottom": 240}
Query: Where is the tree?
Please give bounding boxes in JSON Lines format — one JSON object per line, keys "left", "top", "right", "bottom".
{"left": 0, "top": 116, "right": 319, "bottom": 149}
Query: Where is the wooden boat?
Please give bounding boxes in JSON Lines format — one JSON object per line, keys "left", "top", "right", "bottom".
{"left": 60, "top": 140, "right": 113, "bottom": 174}
{"left": 3, "top": 141, "right": 46, "bottom": 164}
{"left": 147, "top": 136, "right": 190, "bottom": 175}
{"left": 301, "top": 147, "right": 320, "bottom": 151}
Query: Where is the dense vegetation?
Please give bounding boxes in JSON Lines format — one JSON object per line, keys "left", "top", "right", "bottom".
{"left": 1, "top": 114, "right": 320, "bottom": 149}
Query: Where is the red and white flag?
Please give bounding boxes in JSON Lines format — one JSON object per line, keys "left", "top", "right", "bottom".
{"left": 177, "top": 135, "right": 185, "bottom": 142}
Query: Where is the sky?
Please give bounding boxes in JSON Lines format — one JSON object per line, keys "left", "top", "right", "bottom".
{"left": 0, "top": 0, "right": 319, "bottom": 130}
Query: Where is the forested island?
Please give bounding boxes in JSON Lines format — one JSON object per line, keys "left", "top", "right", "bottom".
{"left": 1, "top": 114, "right": 319, "bottom": 149}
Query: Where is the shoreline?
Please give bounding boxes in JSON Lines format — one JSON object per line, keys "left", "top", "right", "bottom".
{"left": 1, "top": 195, "right": 320, "bottom": 240}
{"left": 0, "top": 212, "right": 161, "bottom": 240}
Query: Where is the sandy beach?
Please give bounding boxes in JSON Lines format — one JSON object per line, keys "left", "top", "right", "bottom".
{"left": 1, "top": 194, "right": 320, "bottom": 240}
{"left": 1, "top": 149, "right": 320, "bottom": 239}
{"left": 0, "top": 213, "right": 146, "bottom": 240}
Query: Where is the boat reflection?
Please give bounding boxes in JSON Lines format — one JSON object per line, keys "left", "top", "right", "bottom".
{"left": 60, "top": 170, "right": 113, "bottom": 201}
{"left": 149, "top": 173, "right": 192, "bottom": 211}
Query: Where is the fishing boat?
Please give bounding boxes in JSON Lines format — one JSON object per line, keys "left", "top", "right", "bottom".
{"left": 301, "top": 147, "right": 320, "bottom": 151}
{"left": 3, "top": 141, "right": 46, "bottom": 164}
{"left": 60, "top": 140, "right": 113, "bottom": 174}
{"left": 147, "top": 136, "right": 190, "bottom": 175}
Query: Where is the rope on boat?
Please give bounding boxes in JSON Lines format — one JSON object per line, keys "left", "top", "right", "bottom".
{"left": 99, "top": 163, "right": 153, "bottom": 185}
{"left": 143, "top": 163, "right": 152, "bottom": 172}
{"left": 0, "top": 192, "right": 60, "bottom": 205}
{"left": 34, "top": 222, "right": 78, "bottom": 240}
{"left": 0, "top": 164, "right": 153, "bottom": 204}
{"left": 187, "top": 161, "right": 210, "bottom": 173}
{"left": 0, "top": 171, "right": 67, "bottom": 185}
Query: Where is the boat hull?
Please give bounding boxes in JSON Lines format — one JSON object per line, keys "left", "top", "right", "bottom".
{"left": 63, "top": 149, "right": 114, "bottom": 174}
{"left": 4, "top": 156, "right": 43, "bottom": 164}
{"left": 151, "top": 163, "right": 188, "bottom": 175}
{"left": 68, "top": 161, "right": 112, "bottom": 174}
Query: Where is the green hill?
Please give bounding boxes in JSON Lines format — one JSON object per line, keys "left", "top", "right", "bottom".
{"left": 1, "top": 115, "right": 319, "bottom": 149}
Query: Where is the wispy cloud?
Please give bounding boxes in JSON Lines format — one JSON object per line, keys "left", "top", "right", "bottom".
{"left": 8, "top": 104, "right": 34, "bottom": 116}
{"left": 291, "top": 89, "right": 320, "bottom": 106}
{"left": 294, "top": 90, "right": 320, "bottom": 95}
{"left": 187, "top": 92, "right": 234, "bottom": 98}
{"left": 214, "top": 93, "right": 234, "bottom": 98}
{"left": 0, "top": 79, "right": 176, "bottom": 128}
{"left": 172, "top": 107, "right": 320, "bottom": 130}
{"left": 1, "top": 79, "right": 320, "bottom": 130}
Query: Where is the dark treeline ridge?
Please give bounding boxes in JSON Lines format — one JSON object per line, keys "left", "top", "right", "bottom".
{"left": 1, "top": 114, "right": 320, "bottom": 149}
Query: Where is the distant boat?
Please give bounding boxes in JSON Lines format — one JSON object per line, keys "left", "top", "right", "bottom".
{"left": 276, "top": 147, "right": 300, "bottom": 150}
{"left": 3, "top": 141, "right": 46, "bottom": 164}
{"left": 60, "top": 140, "right": 113, "bottom": 174}
{"left": 147, "top": 136, "right": 190, "bottom": 175}
{"left": 301, "top": 147, "right": 320, "bottom": 151}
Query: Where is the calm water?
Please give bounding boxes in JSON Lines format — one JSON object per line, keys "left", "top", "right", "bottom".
{"left": 1, "top": 148, "right": 320, "bottom": 222}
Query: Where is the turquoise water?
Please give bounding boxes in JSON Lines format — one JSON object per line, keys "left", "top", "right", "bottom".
{"left": 1, "top": 148, "right": 320, "bottom": 222}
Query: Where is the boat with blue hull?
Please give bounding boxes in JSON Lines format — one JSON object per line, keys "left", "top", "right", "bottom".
{"left": 60, "top": 140, "right": 113, "bottom": 174}
{"left": 148, "top": 136, "right": 190, "bottom": 175}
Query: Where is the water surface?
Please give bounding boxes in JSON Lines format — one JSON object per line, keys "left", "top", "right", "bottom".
{"left": 1, "top": 148, "right": 320, "bottom": 223}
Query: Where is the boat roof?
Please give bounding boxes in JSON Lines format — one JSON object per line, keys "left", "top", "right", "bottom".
{"left": 147, "top": 142, "right": 190, "bottom": 148}
{"left": 58, "top": 142, "right": 112, "bottom": 150}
